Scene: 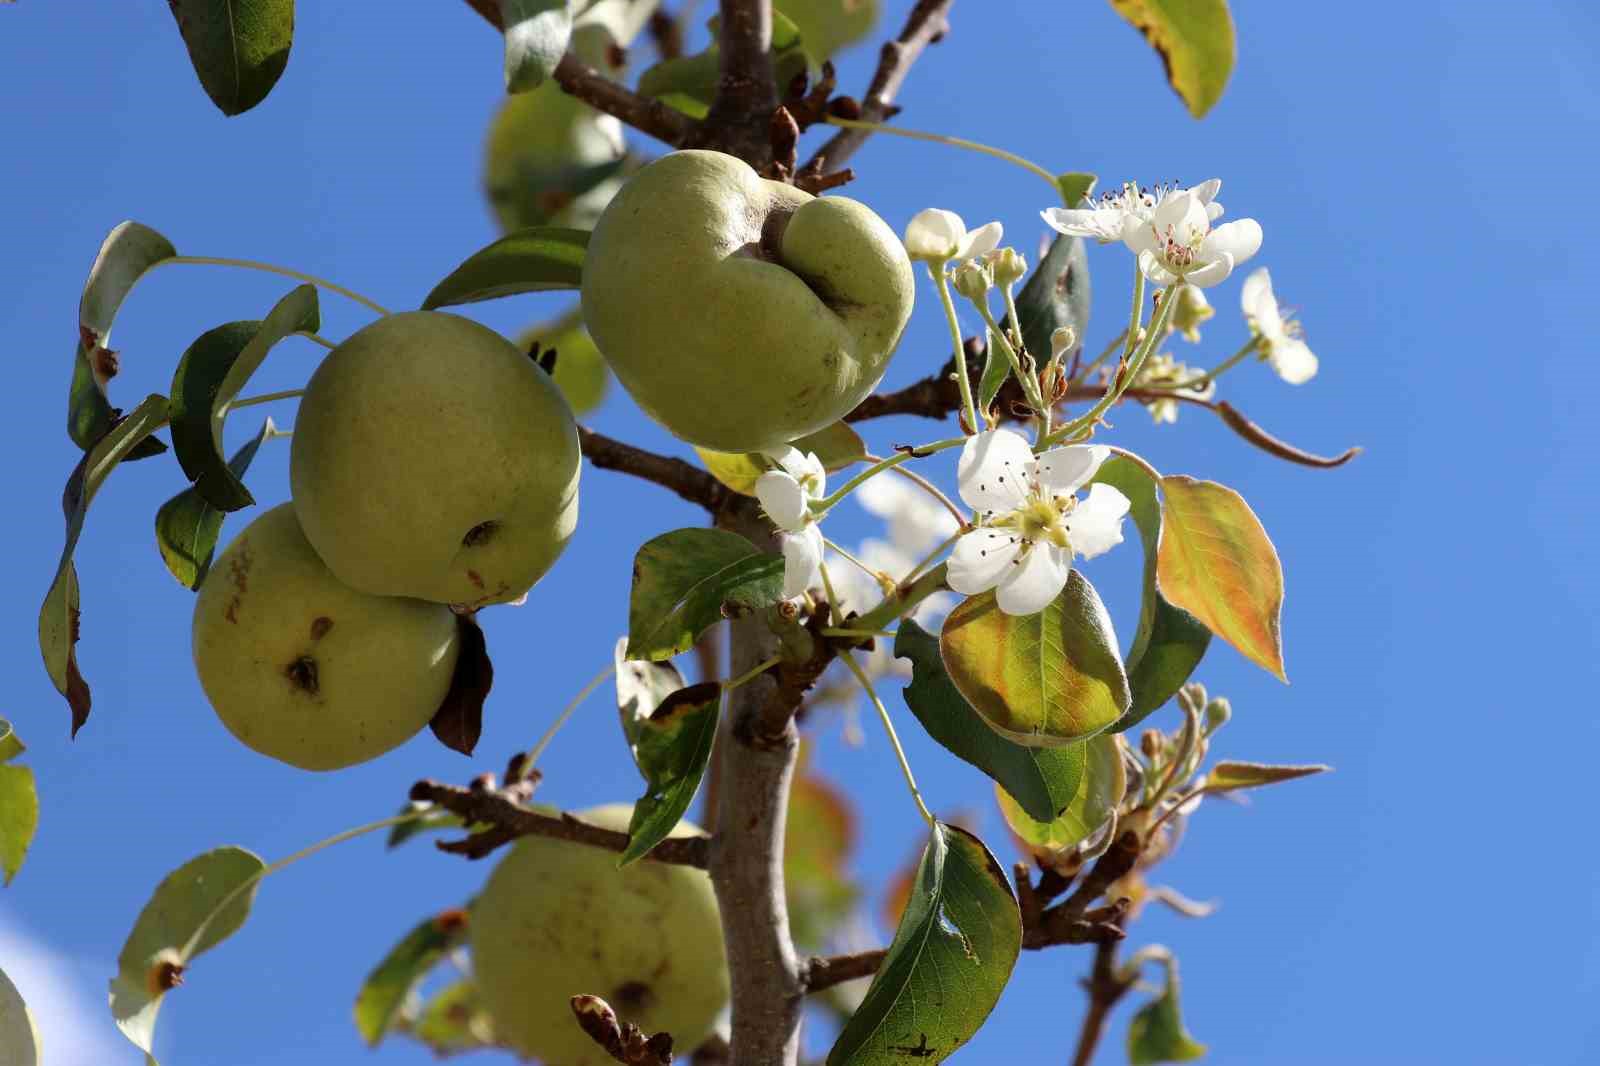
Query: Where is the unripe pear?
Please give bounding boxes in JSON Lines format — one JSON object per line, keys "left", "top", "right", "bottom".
{"left": 471, "top": 804, "right": 729, "bottom": 1064}
{"left": 289, "top": 311, "right": 580, "bottom": 606}
{"left": 191, "top": 504, "right": 459, "bottom": 771}
{"left": 581, "top": 150, "right": 914, "bottom": 452}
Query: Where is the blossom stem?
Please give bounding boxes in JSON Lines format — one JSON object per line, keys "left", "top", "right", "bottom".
{"left": 228, "top": 388, "right": 304, "bottom": 412}
{"left": 821, "top": 627, "right": 897, "bottom": 639}
{"left": 822, "top": 116, "right": 1060, "bottom": 200}
{"left": 517, "top": 662, "right": 616, "bottom": 779}
{"left": 855, "top": 562, "right": 951, "bottom": 633}
{"left": 932, "top": 268, "right": 981, "bottom": 432}
{"left": 821, "top": 537, "right": 880, "bottom": 583}
{"left": 817, "top": 561, "right": 846, "bottom": 627}
{"left": 859, "top": 458, "right": 966, "bottom": 528}
{"left": 975, "top": 296, "right": 1047, "bottom": 418}
{"left": 840, "top": 651, "right": 935, "bottom": 826}
{"left": 1044, "top": 282, "right": 1180, "bottom": 447}
{"left": 1123, "top": 265, "right": 1148, "bottom": 365}
{"left": 724, "top": 656, "right": 782, "bottom": 692}
{"left": 812, "top": 436, "right": 967, "bottom": 515}
{"left": 163, "top": 256, "right": 392, "bottom": 316}
{"left": 999, "top": 283, "right": 1051, "bottom": 438}
{"left": 1068, "top": 329, "right": 1130, "bottom": 388}
{"left": 299, "top": 331, "right": 338, "bottom": 350}
{"left": 907, "top": 531, "right": 963, "bottom": 585}
{"left": 1146, "top": 338, "right": 1260, "bottom": 392}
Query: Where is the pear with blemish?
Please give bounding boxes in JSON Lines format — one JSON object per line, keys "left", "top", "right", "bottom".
{"left": 191, "top": 504, "right": 459, "bottom": 771}
{"left": 471, "top": 804, "right": 729, "bottom": 1064}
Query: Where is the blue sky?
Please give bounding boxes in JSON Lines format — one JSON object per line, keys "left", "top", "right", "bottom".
{"left": 2, "top": 2, "right": 1596, "bottom": 1064}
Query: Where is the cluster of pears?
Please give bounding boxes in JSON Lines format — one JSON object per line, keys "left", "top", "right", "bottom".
{"left": 191, "top": 311, "right": 581, "bottom": 771}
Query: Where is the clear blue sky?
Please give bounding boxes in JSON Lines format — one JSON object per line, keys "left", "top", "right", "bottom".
{"left": 2, "top": 2, "right": 1596, "bottom": 1064}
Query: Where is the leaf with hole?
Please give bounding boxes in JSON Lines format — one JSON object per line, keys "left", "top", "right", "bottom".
{"left": 354, "top": 908, "right": 472, "bottom": 1047}
{"left": 168, "top": 285, "right": 317, "bottom": 512}
{"left": 625, "top": 528, "right": 785, "bottom": 660}
{"left": 422, "top": 227, "right": 589, "bottom": 309}
{"left": 895, "top": 620, "right": 1084, "bottom": 823}
{"left": 110, "top": 846, "right": 267, "bottom": 1063}
{"left": 167, "top": 0, "right": 294, "bottom": 115}
{"left": 1089, "top": 457, "right": 1210, "bottom": 732}
{"left": 40, "top": 395, "right": 169, "bottom": 734}
{"left": 827, "top": 822, "right": 1020, "bottom": 1065}
{"left": 621, "top": 682, "right": 721, "bottom": 866}
{"left": 1157, "top": 475, "right": 1286, "bottom": 680}
{"left": 0, "top": 964, "right": 41, "bottom": 1066}
{"left": 939, "top": 573, "right": 1130, "bottom": 747}
{"left": 614, "top": 636, "right": 687, "bottom": 772}
{"left": 70, "top": 221, "right": 177, "bottom": 452}
{"left": 155, "top": 416, "right": 276, "bottom": 589}
{"left": 1109, "top": 0, "right": 1235, "bottom": 118}
{"left": 994, "top": 732, "right": 1125, "bottom": 856}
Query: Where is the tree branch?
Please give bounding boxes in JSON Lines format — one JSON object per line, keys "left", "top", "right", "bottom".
{"left": 578, "top": 426, "right": 732, "bottom": 512}
{"left": 803, "top": 0, "right": 955, "bottom": 176}
{"left": 1070, "top": 941, "right": 1135, "bottom": 1066}
{"left": 409, "top": 779, "right": 711, "bottom": 867}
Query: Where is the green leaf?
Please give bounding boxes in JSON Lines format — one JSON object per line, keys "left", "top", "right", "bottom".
{"left": 977, "top": 325, "right": 1011, "bottom": 411}
{"left": 1055, "top": 171, "right": 1098, "bottom": 207}
{"left": 695, "top": 422, "right": 867, "bottom": 496}
{"left": 354, "top": 908, "right": 472, "bottom": 1047}
{"left": 994, "top": 733, "right": 1125, "bottom": 854}
{"left": 775, "top": 0, "right": 879, "bottom": 61}
{"left": 168, "top": 286, "right": 316, "bottom": 511}
{"left": 621, "top": 682, "right": 721, "bottom": 866}
{"left": 502, "top": 0, "right": 573, "bottom": 92}
{"left": 895, "top": 620, "right": 1084, "bottom": 823}
{"left": 40, "top": 394, "right": 169, "bottom": 735}
{"left": 1157, "top": 475, "right": 1286, "bottom": 681}
{"left": 155, "top": 416, "right": 276, "bottom": 589}
{"left": 1011, "top": 231, "right": 1091, "bottom": 373}
{"left": 827, "top": 822, "right": 1020, "bottom": 1065}
{"left": 110, "top": 846, "right": 267, "bottom": 1063}
{"left": 402, "top": 980, "right": 500, "bottom": 1056}
{"left": 0, "top": 765, "right": 38, "bottom": 887}
{"left": 1205, "top": 761, "right": 1329, "bottom": 792}
{"left": 167, "top": 0, "right": 294, "bottom": 115}
{"left": 0, "top": 964, "right": 42, "bottom": 1066}
{"left": 1108, "top": 0, "right": 1236, "bottom": 118}
{"left": 1090, "top": 458, "right": 1210, "bottom": 732}
{"left": 938, "top": 573, "right": 1131, "bottom": 747}
{"left": 1128, "top": 958, "right": 1207, "bottom": 1064}
{"left": 519, "top": 314, "right": 610, "bottom": 415}
{"left": 614, "top": 636, "right": 687, "bottom": 770}
{"left": 70, "top": 221, "right": 177, "bottom": 451}
{"left": 0, "top": 720, "right": 24, "bottom": 764}
{"left": 625, "top": 528, "right": 785, "bottom": 660}
{"left": 421, "top": 227, "right": 589, "bottom": 309}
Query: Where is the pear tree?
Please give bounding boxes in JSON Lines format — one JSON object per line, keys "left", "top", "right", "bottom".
{"left": 10, "top": 2, "right": 1353, "bottom": 1064}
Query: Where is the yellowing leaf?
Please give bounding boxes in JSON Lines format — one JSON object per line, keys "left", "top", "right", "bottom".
{"left": 1156, "top": 476, "right": 1286, "bottom": 681}
{"left": 994, "top": 733, "right": 1125, "bottom": 857}
{"left": 1206, "top": 761, "right": 1329, "bottom": 792}
{"left": 695, "top": 422, "right": 866, "bottom": 496}
{"left": 1108, "top": 0, "right": 1236, "bottom": 118}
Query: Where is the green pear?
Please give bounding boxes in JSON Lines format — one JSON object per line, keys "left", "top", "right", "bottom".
{"left": 191, "top": 504, "right": 459, "bottom": 771}
{"left": 289, "top": 311, "right": 581, "bottom": 607}
{"left": 471, "top": 804, "right": 729, "bottom": 1064}
{"left": 581, "top": 150, "right": 915, "bottom": 452}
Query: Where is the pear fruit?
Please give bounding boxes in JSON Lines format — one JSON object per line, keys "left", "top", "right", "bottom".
{"left": 471, "top": 804, "right": 729, "bottom": 1064}
{"left": 191, "top": 504, "right": 459, "bottom": 771}
{"left": 289, "top": 311, "right": 580, "bottom": 607}
{"left": 581, "top": 149, "right": 914, "bottom": 452}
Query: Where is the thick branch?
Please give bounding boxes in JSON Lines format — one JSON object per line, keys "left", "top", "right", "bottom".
{"left": 578, "top": 426, "right": 731, "bottom": 512}
{"left": 708, "top": 0, "right": 777, "bottom": 119}
{"left": 804, "top": 0, "right": 955, "bottom": 175}
{"left": 709, "top": 499, "right": 806, "bottom": 1065}
{"left": 410, "top": 779, "right": 710, "bottom": 867}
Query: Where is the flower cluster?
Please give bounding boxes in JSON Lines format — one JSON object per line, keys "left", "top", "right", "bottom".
{"left": 754, "top": 447, "right": 827, "bottom": 598}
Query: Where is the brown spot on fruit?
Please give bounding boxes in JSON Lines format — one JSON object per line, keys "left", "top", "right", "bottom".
{"left": 465, "top": 569, "right": 485, "bottom": 591}
{"left": 612, "top": 980, "right": 653, "bottom": 1013}
{"left": 284, "top": 656, "right": 319, "bottom": 696}
{"left": 310, "top": 616, "right": 334, "bottom": 641}
{"left": 462, "top": 521, "right": 498, "bottom": 549}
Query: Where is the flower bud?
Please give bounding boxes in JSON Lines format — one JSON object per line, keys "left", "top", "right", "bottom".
{"left": 1049, "top": 326, "right": 1078, "bottom": 363}
{"left": 952, "top": 259, "right": 992, "bottom": 301}
{"left": 987, "top": 247, "right": 1027, "bottom": 286}
{"left": 1169, "top": 284, "right": 1214, "bottom": 343}
{"left": 902, "top": 208, "right": 964, "bottom": 262}
{"left": 1203, "top": 697, "right": 1232, "bottom": 734}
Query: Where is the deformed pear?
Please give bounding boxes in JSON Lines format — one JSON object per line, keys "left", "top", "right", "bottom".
{"left": 471, "top": 804, "right": 729, "bottom": 1064}
{"left": 191, "top": 504, "right": 459, "bottom": 771}
{"left": 289, "top": 311, "right": 580, "bottom": 607}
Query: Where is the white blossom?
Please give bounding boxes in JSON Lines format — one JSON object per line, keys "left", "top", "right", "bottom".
{"left": 855, "top": 470, "right": 961, "bottom": 556}
{"left": 1241, "top": 268, "right": 1318, "bottom": 384}
{"left": 1123, "top": 190, "right": 1262, "bottom": 288}
{"left": 1042, "top": 179, "right": 1224, "bottom": 245}
{"left": 1133, "top": 353, "right": 1215, "bottom": 425}
{"left": 755, "top": 448, "right": 827, "bottom": 597}
{"left": 903, "top": 208, "right": 1003, "bottom": 264}
{"left": 946, "top": 429, "right": 1130, "bottom": 616}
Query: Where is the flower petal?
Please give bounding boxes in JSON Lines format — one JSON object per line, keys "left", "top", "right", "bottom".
{"left": 755, "top": 471, "right": 810, "bottom": 530}
{"left": 1042, "top": 207, "right": 1122, "bottom": 243}
{"left": 995, "top": 544, "right": 1072, "bottom": 616}
{"left": 1187, "top": 178, "right": 1222, "bottom": 206}
{"left": 1137, "top": 249, "right": 1178, "bottom": 287}
{"left": 1034, "top": 444, "right": 1110, "bottom": 497}
{"left": 958, "top": 220, "right": 1004, "bottom": 260}
{"left": 1269, "top": 337, "right": 1319, "bottom": 384}
{"left": 781, "top": 526, "right": 823, "bottom": 598}
{"left": 957, "top": 429, "right": 1036, "bottom": 517}
{"left": 1240, "top": 267, "right": 1283, "bottom": 337}
{"left": 903, "top": 208, "right": 965, "bottom": 261}
{"left": 1067, "top": 483, "right": 1130, "bottom": 560}
{"left": 1185, "top": 255, "right": 1233, "bottom": 288}
{"left": 1204, "top": 218, "right": 1263, "bottom": 267}
{"left": 948, "top": 528, "right": 1022, "bottom": 596}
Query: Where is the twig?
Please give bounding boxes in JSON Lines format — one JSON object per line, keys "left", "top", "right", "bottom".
{"left": 578, "top": 426, "right": 731, "bottom": 512}
{"left": 803, "top": 0, "right": 956, "bottom": 176}
{"left": 410, "top": 779, "right": 710, "bottom": 867}
{"left": 803, "top": 949, "right": 888, "bottom": 993}
{"left": 1070, "top": 941, "right": 1135, "bottom": 1066}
